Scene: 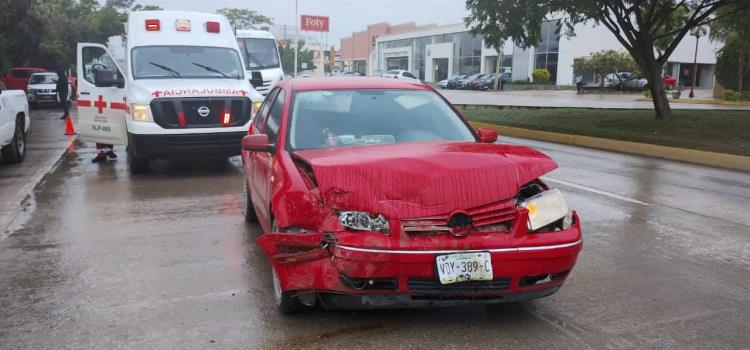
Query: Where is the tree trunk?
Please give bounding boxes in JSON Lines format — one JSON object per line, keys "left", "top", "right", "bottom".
{"left": 738, "top": 54, "right": 744, "bottom": 93}
{"left": 646, "top": 66, "right": 672, "bottom": 120}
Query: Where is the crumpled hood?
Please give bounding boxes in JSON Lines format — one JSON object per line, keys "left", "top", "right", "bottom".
{"left": 293, "top": 141, "right": 558, "bottom": 219}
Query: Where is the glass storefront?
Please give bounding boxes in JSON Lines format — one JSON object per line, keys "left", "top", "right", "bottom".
{"left": 534, "top": 20, "right": 561, "bottom": 82}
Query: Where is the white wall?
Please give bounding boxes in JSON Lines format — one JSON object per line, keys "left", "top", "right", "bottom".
{"left": 425, "top": 42, "right": 453, "bottom": 82}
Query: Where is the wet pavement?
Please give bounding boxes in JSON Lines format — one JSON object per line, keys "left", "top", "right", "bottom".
{"left": 0, "top": 107, "right": 72, "bottom": 236}
{"left": 0, "top": 136, "right": 749, "bottom": 349}
{"left": 440, "top": 88, "right": 750, "bottom": 110}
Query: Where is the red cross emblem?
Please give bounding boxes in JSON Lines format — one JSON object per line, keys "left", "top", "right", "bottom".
{"left": 94, "top": 95, "right": 107, "bottom": 114}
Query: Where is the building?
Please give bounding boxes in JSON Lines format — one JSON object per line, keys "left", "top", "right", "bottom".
{"left": 340, "top": 22, "right": 439, "bottom": 75}
{"left": 374, "top": 20, "right": 721, "bottom": 87}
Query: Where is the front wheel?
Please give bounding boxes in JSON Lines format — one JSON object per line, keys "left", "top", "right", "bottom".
{"left": 1, "top": 123, "right": 26, "bottom": 163}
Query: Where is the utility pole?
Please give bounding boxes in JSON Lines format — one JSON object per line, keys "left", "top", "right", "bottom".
{"left": 689, "top": 26, "right": 707, "bottom": 99}
{"left": 294, "top": 0, "right": 299, "bottom": 78}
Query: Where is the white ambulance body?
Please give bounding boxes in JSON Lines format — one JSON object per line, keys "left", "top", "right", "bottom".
{"left": 77, "top": 11, "right": 263, "bottom": 172}
{"left": 235, "top": 30, "right": 283, "bottom": 95}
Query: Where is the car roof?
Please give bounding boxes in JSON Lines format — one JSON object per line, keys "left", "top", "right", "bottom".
{"left": 31, "top": 72, "right": 56, "bottom": 76}
{"left": 286, "top": 77, "right": 431, "bottom": 92}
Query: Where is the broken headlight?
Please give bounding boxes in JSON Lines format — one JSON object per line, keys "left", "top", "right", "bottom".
{"left": 519, "top": 189, "right": 569, "bottom": 232}
{"left": 338, "top": 211, "right": 390, "bottom": 233}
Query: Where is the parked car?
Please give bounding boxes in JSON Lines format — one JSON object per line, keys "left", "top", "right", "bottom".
{"left": 242, "top": 78, "right": 583, "bottom": 313}
{"left": 456, "top": 73, "right": 483, "bottom": 89}
{"left": 1, "top": 67, "right": 46, "bottom": 92}
{"left": 446, "top": 74, "right": 467, "bottom": 89}
{"left": 382, "top": 69, "right": 421, "bottom": 83}
{"left": 26, "top": 72, "right": 72, "bottom": 107}
{"left": 663, "top": 74, "right": 677, "bottom": 90}
{"left": 604, "top": 72, "right": 648, "bottom": 90}
{"left": 438, "top": 79, "right": 449, "bottom": 89}
{"left": 341, "top": 71, "right": 363, "bottom": 77}
{"left": 466, "top": 74, "right": 489, "bottom": 90}
{"left": 0, "top": 83, "right": 30, "bottom": 163}
{"left": 476, "top": 72, "right": 512, "bottom": 90}
{"left": 297, "top": 70, "right": 314, "bottom": 78}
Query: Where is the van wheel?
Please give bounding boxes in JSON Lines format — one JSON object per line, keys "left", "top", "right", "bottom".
{"left": 243, "top": 180, "right": 258, "bottom": 223}
{"left": 1, "top": 123, "right": 26, "bottom": 163}
{"left": 127, "top": 146, "right": 149, "bottom": 174}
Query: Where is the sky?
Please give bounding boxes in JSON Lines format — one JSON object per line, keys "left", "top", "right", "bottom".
{"left": 136, "top": 0, "right": 469, "bottom": 48}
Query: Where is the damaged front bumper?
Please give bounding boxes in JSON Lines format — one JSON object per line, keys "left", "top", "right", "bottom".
{"left": 257, "top": 212, "right": 582, "bottom": 307}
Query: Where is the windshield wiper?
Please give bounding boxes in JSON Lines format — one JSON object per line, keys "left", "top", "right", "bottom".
{"left": 149, "top": 61, "right": 180, "bottom": 77}
{"left": 192, "top": 62, "right": 231, "bottom": 78}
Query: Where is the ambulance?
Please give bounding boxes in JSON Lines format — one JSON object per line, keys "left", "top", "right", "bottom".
{"left": 76, "top": 11, "right": 263, "bottom": 173}
{"left": 235, "top": 30, "right": 284, "bottom": 95}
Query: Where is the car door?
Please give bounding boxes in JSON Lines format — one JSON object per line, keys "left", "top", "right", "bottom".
{"left": 254, "top": 88, "right": 285, "bottom": 226}
{"left": 76, "top": 43, "right": 128, "bottom": 145}
{"left": 247, "top": 88, "right": 279, "bottom": 225}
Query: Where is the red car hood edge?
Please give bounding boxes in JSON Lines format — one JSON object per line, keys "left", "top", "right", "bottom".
{"left": 292, "top": 141, "right": 558, "bottom": 219}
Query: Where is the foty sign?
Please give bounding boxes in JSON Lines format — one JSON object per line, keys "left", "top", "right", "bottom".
{"left": 301, "top": 15, "right": 329, "bottom": 32}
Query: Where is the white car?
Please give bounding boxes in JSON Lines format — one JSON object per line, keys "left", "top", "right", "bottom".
{"left": 26, "top": 72, "right": 72, "bottom": 107}
{"left": 297, "top": 70, "right": 314, "bottom": 78}
{"left": 382, "top": 70, "right": 421, "bottom": 83}
{"left": 438, "top": 79, "right": 448, "bottom": 89}
{"left": 0, "top": 84, "right": 30, "bottom": 163}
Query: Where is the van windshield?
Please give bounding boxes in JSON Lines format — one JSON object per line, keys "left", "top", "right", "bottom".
{"left": 131, "top": 46, "right": 244, "bottom": 80}
{"left": 237, "top": 38, "right": 280, "bottom": 70}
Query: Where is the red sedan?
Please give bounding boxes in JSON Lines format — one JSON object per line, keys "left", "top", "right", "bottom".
{"left": 242, "top": 78, "right": 582, "bottom": 312}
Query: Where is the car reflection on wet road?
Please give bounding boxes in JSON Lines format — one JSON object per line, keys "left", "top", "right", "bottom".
{"left": 0, "top": 138, "right": 749, "bottom": 349}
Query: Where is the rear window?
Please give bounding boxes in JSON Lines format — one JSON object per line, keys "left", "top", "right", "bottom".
{"left": 29, "top": 74, "right": 58, "bottom": 84}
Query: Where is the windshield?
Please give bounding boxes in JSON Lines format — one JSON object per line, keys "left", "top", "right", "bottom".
{"left": 131, "top": 46, "right": 243, "bottom": 80}
{"left": 29, "top": 74, "right": 57, "bottom": 84}
{"left": 289, "top": 90, "right": 476, "bottom": 150}
{"left": 237, "top": 38, "right": 280, "bottom": 70}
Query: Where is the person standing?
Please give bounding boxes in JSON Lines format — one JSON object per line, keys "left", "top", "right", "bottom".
{"left": 575, "top": 73, "right": 584, "bottom": 94}
{"left": 57, "top": 70, "right": 70, "bottom": 120}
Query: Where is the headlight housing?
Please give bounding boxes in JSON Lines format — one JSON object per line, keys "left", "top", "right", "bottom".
{"left": 338, "top": 211, "right": 389, "bottom": 233}
{"left": 519, "top": 189, "right": 568, "bottom": 231}
{"left": 129, "top": 103, "right": 152, "bottom": 122}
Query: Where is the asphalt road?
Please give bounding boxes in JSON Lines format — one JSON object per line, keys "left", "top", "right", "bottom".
{"left": 0, "top": 135, "right": 748, "bottom": 349}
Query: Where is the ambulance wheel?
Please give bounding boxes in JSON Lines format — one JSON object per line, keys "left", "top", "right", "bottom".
{"left": 127, "top": 146, "right": 149, "bottom": 174}
{"left": 243, "top": 180, "right": 258, "bottom": 223}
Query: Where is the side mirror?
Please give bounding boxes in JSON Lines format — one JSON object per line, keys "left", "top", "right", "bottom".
{"left": 242, "top": 134, "right": 274, "bottom": 152}
{"left": 477, "top": 127, "right": 498, "bottom": 143}
{"left": 94, "top": 69, "right": 124, "bottom": 88}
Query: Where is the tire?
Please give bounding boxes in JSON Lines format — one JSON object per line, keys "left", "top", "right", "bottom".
{"left": 1, "top": 122, "right": 26, "bottom": 163}
{"left": 127, "top": 146, "right": 149, "bottom": 174}
{"left": 243, "top": 179, "right": 258, "bottom": 223}
{"left": 269, "top": 219, "right": 304, "bottom": 314}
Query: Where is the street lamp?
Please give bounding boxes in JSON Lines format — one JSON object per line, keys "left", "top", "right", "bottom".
{"left": 688, "top": 25, "right": 707, "bottom": 99}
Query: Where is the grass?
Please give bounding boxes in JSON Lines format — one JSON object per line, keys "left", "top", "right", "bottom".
{"left": 460, "top": 107, "right": 750, "bottom": 156}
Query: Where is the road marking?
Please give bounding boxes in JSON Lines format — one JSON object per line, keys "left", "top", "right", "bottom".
{"left": 542, "top": 177, "right": 651, "bottom": 206}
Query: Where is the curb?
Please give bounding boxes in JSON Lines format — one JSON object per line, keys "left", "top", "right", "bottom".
{"left": 470, "top": 122, "right": 750, "bottom": 173}
{"left": 1, "top": 137, "right": 72, "bottom": 237}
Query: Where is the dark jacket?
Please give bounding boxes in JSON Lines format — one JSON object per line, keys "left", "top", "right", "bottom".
{"left": 56, "top": 73, "right": 69, "bottom": 97}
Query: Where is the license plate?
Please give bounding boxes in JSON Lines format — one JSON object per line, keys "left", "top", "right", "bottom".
{"left": 435, "top": 252, "right": 493, "bottom": 284}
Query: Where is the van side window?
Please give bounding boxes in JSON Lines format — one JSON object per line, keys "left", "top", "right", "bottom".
{"left": 264, "top": 90, "right": 285, "bottom": 143}
{"left": 253, "top": 88, "right": 278, "bottom": 133}
{"left": 81, "top": 46, "right": 123, "bottom": 85}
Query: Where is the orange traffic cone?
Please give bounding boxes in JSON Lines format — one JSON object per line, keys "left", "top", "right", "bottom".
{"left": 64, "top": 115, "right": 76, "bottom": 135}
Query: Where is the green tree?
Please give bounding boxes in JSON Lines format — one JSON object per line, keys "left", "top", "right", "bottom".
{"left": 573, "top": 50, "right": 638, "bottom": 87}
{"left": 465, "top": 0, "right": 748, "bottom": 120}
{"left": 711, "top": 4, "right": 750, "bottom": 92}
{"left": 216, "top": 8, "right": 272, "bottom": 31}
{"left": 280, "top": 40, "right": 316, "bottom": 75}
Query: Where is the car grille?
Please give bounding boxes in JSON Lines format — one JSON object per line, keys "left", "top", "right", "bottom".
{"left": 150, "top": 98, "right": 251, "bottom": 129}
{"left": 408, "top": 278, "right": 511, "bottom": 293}
{"left": 401, "top": 199, "right": 516, "bottom": 234}
{"left": 161, "top": 132, "right": 245, "bottom": 151}
{"left": 254, "top": 80, "right": 273, "bottom": 94}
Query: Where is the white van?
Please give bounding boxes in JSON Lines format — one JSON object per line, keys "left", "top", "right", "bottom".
{"left": 76, "top": 11, "right": 263, "bottom": 172}
{"left": 235, "top": 30, "right": 283, "bottom": 95}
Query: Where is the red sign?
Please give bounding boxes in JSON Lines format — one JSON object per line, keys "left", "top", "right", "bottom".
{"left": 301, "top": 15, "right": 329, "bottom": 32}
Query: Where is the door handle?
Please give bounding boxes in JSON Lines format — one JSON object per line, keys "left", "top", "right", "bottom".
{"left": 80, "top": 91, "right": 90, "bottom": 95}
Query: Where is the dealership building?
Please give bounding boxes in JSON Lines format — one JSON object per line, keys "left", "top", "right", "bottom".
{"left": 364, "top": 20, "right": 721, "bottom": 87}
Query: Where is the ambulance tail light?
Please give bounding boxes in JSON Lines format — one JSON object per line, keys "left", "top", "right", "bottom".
{"left": 206, "top": 21, "right": 220, "bottom": 33}
{"left": 145, "top": 19, "right": 160, "bottom": 31}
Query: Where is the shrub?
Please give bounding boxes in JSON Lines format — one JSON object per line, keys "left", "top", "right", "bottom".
{"left": 510, "top": 79, "right": 531, "bottom": 84}
{"left": 643, "top": 89, "right": 651, "bottom": 98}
{"left": 724, "top": 89, "right": 744, "bottom": 101}
{"left": 532, "top": 68, "right": 551, "bottom": 83}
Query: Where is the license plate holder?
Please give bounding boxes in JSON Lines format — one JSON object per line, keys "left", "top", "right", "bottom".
{"left": 435, "top": 252, "right": 493, "bottom": 284}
